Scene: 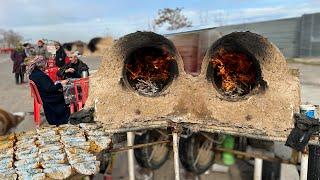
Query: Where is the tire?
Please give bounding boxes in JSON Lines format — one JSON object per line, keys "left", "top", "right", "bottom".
{"left": 179, "top": 133, "right": 215, "bottom": 175}
{"left": 234, "top": 136, "right": 248, "bottom": 151}
{"left": 262, "top": 160, "right": 280, "bottom": 180}
{"left": 134, "top": 130, "right": 170, "bottom": 170}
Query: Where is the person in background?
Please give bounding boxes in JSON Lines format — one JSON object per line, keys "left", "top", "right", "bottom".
{"left": 22, "top": 43, "right": 35, "bottom": 70}
{"left": 23, "top": 43, "right": 32, "bottom": 57}
{"left": 34, "top": 40, "right": 48, "bottom": 58}
{"left": 28, "top": 56, "right": 70, "bottom": 125}
{"left": 54, "top": 41, "right": 67, "bottom": 68}
{"left": 57, "top": 51, "right": 89, "bottom": 79}
{"left": 10, "top": 44, "right": 27, "bottom": 84}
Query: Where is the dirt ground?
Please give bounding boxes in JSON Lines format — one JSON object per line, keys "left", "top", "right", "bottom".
{"left": 0, "top": 53, "right": 318, "bottom": 179}
{"left": 288, "top": 62, "right": 320, "bottom": 105}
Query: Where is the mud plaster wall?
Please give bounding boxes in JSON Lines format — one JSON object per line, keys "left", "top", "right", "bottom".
{"left": 86, "top": 31, "right": 300, "bottom": 137}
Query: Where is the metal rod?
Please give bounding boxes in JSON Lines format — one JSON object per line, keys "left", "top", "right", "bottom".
{"left": 214, "top": 147, "right": 293, "bottom": 164}
{"left": 108, "top": 140, "right": 170, "bottom": 153}
{"left": 173, "top": 132, "right": 180, "bottom": 180}
{"left": 127, "top": 132, "right": 135, "bottom": 180}
{"left": 254, "top": 158, "right": 263, "bottom": 180}
{"left": 109, "top": 140, "right": 294, "bottom": 164}
{"left": 108, "top": 139, "right": 296, "bottom": 165}
{"left": 301, "top": 152, "right": 308, "bottom": 180}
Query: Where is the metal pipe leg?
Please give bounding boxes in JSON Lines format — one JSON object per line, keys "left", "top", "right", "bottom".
{"left": 254, "top": 158, "right": 263, "bottom": 180}
{"left": 127, "top": 132, "right": 135, "bottom": 180}
{"left": 301, "top": 152, "right": 308, "bottom": 180}
{"left": 173, "top": 132, "right": 180, "bottom": 180}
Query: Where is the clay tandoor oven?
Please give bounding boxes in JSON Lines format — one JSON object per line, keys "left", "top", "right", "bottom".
{"left": 86, "top": 31, "right": 300, "bottom": 137}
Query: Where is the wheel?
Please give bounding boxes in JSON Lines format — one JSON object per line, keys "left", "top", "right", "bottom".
{"left": 234, "top": 136, "right": 248, "bottom": 151}
{"left": 262, "top": 160, "right": 281, "bottom": 180}
{"left": 179, "top": 133, "right": 215, "bottom": 175}
{"left": 134, "top": 130, "right": 170, "bottom": 170}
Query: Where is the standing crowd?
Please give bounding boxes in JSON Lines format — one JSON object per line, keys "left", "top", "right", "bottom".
{"left": 10, "top": 40, "right": 89, "bottom": 125}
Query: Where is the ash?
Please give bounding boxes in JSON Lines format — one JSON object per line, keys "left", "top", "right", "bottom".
{"left": 223, "top": 82, "right": 253, "bottom": 99}
{"left": 134, "top": 79, "right": 160, "bottom": 96}
{"left": 224, "top": 86, "right": 246, "bottom": 98}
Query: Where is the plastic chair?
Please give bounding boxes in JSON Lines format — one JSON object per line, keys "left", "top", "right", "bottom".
{"left": 73, "top": 77, "right": 89, "bottom": 111}
{"left": 29, "top": 80, "right": 43, "bottom": 127}
{"left": 80, "top": 77, "right": 89, "bottom": 105}
{"left": 70, "top": 103, "right": 75, "bottom": 114}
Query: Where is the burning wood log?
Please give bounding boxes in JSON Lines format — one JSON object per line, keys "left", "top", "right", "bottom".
{"left": 124, "top": 46, "right": 177, "bottom": 96}
{"left": 211, "top": 50, "right": 256, "bottom": 94}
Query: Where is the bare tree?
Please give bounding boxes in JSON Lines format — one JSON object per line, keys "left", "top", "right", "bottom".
{"left": 154, "top": 8, "right": 192, "bottom": 31}
{"left": 0, "top": 29, "right": 23, "bottom": 48}
{"left": 148, "top": 17, "right": 157, "bottom": 32}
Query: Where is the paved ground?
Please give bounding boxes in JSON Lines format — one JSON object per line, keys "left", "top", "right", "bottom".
{"left": 288, "top": 62, "right": 320, "bottom": 105}
{"left": 0, "top": 54, "right": 102, "bottom": 114}
{"left": 1, "top": 53, "right": 319, "bottom": 179}
{"left": 0, "top": 54, "right": 33, "bottom": 113}
{"left": 0, "top": 54, "right": 102, "bottom": 131}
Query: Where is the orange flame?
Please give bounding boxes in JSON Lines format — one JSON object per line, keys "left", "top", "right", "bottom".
{"left": 211, "top": 49, "right": 256, "bottom": 93}
{"left": 126, "top": 49, "right": 174, "bottom": 83}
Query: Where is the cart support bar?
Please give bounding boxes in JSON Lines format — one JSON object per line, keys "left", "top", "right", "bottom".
{"left": 108, "top": 140, "right": 171, "bottom": 153}
{"left": 127, "top": 132, "right": 135, "bottom": 180}
{"left": 301, "top": 152, "right": 308, "bottom": 180}
{"left": 214, "top": 147, "right": 293, "bottom": 164}
{"left": 254, "top": 158, "right": 263, "bottom": 180}
{"left": 173, "top": 132, "right": 180, "bottom": 180}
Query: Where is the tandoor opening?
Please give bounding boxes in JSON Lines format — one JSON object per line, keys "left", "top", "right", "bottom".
{"left": 123, "top": 46, "right": 178, "bottom": 97}
{"left": 207, "top": 47, "right": 264, "bottom": 100}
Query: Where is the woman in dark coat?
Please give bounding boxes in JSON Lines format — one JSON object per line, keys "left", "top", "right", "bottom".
{"left": 28, "top": 56, "right": 70, "bottom": 125}
{"left": 54, "top": 41, "right": 67, "bottom": 67}
{"left": 11, "top": 45, "right": 26, "bottom": 84}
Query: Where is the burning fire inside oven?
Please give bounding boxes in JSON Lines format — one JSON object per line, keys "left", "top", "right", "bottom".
{"left": 208, "top": 48, "right": 261, "bottom": 99}
{"left": 124, "top": 46, "right": 178, "bottom": 96}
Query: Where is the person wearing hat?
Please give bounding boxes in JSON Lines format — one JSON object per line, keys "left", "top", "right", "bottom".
{"left": 28, "top": 56, "right": 70, "bottom": 125}
{"left": 57, "top": 51, "right": 89, "bottom": 79}
{"left": 54, "top": 41, "right": 67, "bottom": 68}
{"left": 34, "top": 40, "right": 49, "bottom": 58}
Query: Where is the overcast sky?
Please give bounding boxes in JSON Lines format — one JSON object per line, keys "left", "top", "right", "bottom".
{"left": 0, "top": 0, "right": 320, "bottom": 42}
